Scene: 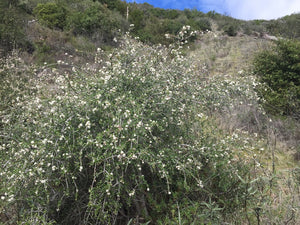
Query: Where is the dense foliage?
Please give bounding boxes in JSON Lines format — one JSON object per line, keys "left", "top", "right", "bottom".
{"left": 1, "top": 0, "right": 300, "bottom": 57}
{"left": 0, "top": 0, "right": 32, "bottom": 54}
{"left": 33, "top": 2, "right": 67, "bottom": 30}
{"left": 266, "top": 14, "right": 300, "bottom": 39}
{"left": 66, "top": 2, "right": 125, "bottom": 44}
{"left": 253, "top": 39, "right": 300, "bottom": 119}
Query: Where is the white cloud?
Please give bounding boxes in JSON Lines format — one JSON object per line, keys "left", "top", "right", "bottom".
{"left": 224, "top": 0, "right": 300, "bottom": 20}
{"left": 194, "top": 0, "right": 300, "bottom": 20}
{"left": 126, "top": 0, "right": 300, "bottom": 20}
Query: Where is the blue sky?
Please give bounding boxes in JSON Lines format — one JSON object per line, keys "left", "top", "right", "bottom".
{"left": 126, "top": 0, "right": 300, "bottom": 20}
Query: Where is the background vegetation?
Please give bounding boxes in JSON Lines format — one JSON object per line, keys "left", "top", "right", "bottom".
{"left": 1, "top": 0, "right": 300, "bottom": 58}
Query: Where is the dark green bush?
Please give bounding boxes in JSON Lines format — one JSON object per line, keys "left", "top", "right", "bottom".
{"left": 253, "top": 39, "right": 300, "bottom": 119}
{"left": 206, "top": 10, "right": 221, "bottom": 19}
{"left": 128, "top": 8, "right": 145, "bottom": 32}
{"left": 184, "top": 8, "right": 205, "bottom": 19}
{"left": 165, "top": 9, "right": 180, "bottom": 19}
{"left": 114, "top": 0, "right": 127, "bottom": 15}
{"left": 223, "top": 24, "right": 238, "bottom": 36}
{"left": 136, "top": 17, "right": 164, "bottom": 44}
{"left": 190, "top": 17, "right": 211, "bottom": 31}
{"left": 67, "top": 3, "right": 124, "bottom": 44}
{"left": 33, "top": 2, "right": 67, "bottom": 29}
{"left": 162, "top": 19, "right": 182, "bottom": 34}
{"left": 150, "top": 7, "right": 166, "bottom": 19}
{"left": 96, "top": 0, "right": 119, "bottom": 9}
{"left": 0, "top": 0, "right": 31, "bottom": 54}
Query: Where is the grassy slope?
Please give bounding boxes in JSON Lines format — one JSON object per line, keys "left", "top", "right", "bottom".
{"left": 193, "top": 24, "right": 299, "bottom": 171}
{"left": 190, "top": 27, "right": 270, "bottom": 75}
{"left": 189, "top": 28, "right": 300, "bottom": 224}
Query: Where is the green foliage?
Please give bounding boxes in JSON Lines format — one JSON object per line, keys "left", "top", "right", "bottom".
{"left": 33, "top": 2, "right": 67, "bottom": 29}
{"left": 33, "top": 40, "right": 54, "bottom": 63}
{"left": 0, "top": 52, "right": 35, "bottom": 112}
{"left": 189, "top": 17, "right": 211, "bottom": 31}
{"left": 0, "top": 0, "right": 32, "bottom": 54}
{"left": 207, "top": 10, "right": 221, "bottom": 19}
{"left": 66, "top": 3, "right": 125, "bottom": 44}
{"left": 114, "top": 0, "right": 127, "bottom": 16}
{"left": 2, "top": 0, "right": 300, "bottom": 58}
{"left": 162, "top": 19, "right": 182, "bottom": 34}
{"left": 136, "top": 17, "right": 164, "bottom": 44}
{"left": 165, "top": 9, "right": 180, "bottom": 20}
{"left": 253, "top": 39, "right": 300, "bottom": 118}
{"left": 184, "top": 8, "right": 205, "bottom": 19}
{"left": 214, "top": 15, "right": 242, "bottom": 37}
{"left": 265, "top": 14, "right": 300, "bottom": 39}
{"left": 223, "top": 24, "right": 238, "bottom": 36}
{"left": 1, "top": 0, "right": 20, "bottom": 8}
{"left": 241, "top": 21, "right": 266, "bottom": 36}
{"left": 150, "top": 7, "right": 166, "bottom": 19}
{"left": 129, "top": 7, "right": 145, "bottom": 31}
{"left": 94, "top": 0, "right": 128, "bottom": 16}
{"left": 282, "top": 14, "right": 300, "bottom": 39}
{"left": 96, "top": 0, "right": 119, "bottom": 9}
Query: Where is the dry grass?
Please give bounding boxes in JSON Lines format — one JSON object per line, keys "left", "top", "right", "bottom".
{"left": 189, "top": 30, "right": 300, "bottom": 224}
{"left": 190, "top": 30, "right": 271, "bottom": 76}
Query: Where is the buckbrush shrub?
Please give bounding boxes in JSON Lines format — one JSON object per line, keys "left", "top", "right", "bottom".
{"left": 1, "top": 33, "right": 258, "bottom": 224}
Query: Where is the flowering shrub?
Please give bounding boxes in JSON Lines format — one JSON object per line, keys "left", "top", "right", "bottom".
{"left": 1, "top": 35, "right": 257, "bottom": 224}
